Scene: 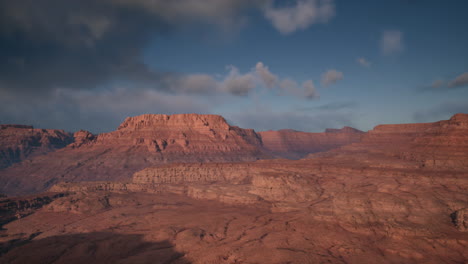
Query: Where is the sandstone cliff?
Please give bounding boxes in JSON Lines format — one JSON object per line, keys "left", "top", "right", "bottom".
{"left": 0, "top": 114, "right": 270, "bottom": 195}
{"left": 315, "top": 113, "right": 468, "bottom": 170}
{"left": 0, "top": 125, "right": 73, "bottom": 169}
{"left": 258, "top": 126, "right": 363, "bottom": 159}
{"left": 2, "top": 114, "right": 468, "bottom": 263}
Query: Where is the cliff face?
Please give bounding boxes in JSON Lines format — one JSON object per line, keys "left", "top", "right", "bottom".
{"left": 3, "top": 114, "right": 468, "bottom": 263}
{"left": 0, "top": 125, "right": 73, "bottom": 169}
{"left": 0, "top": 114, "right": 269, "bottom": 195}
{"left": 258, "top": 126, "right": 363, "bottom": 159}
{"left": 53, "top": 113, "right": 468, "bottom": 229}
{"left": 94, "top": 114, "right": 264, "bottom": 156}
{"left": 320, "top": 113, "right": 468, "bottom": 170}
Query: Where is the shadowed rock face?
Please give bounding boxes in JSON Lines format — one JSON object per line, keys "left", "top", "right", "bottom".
{"left": 0, "top": 125, "right": 73, "bottom": 169}
{"left": 258, "top": 127, "right": 363, "bottom": 159}
{"left": 0, "top": 193, "right": 67, "bottom": 229}
{"left": 0, "top": 231, "right": 189, "bottom": 264}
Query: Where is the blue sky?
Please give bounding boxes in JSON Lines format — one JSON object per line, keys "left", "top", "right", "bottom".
{"left": 1, "top": 0, "right": 467, "bottom": 133}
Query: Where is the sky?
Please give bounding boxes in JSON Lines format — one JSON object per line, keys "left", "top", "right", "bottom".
{"left": 1, "top": 0, "right": 467, "bottom": 133}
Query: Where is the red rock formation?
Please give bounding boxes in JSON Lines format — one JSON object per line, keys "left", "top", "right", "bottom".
{"left": 1, "top": 114, "right": 468, "bottom": 263}
{"left": 0, "top": 114, "right": 270, "bottom": 195}
{"left": 0, "top": 125, "right": 73, "bottom": 169}
{"left": 259, "top": 126, "right": 363, "bottom": 159}
{"left": 69, "top": 130, "right": 95, "bottom": 148}
{"left": 317, "top": 113, "right": 468, "bottom": 170}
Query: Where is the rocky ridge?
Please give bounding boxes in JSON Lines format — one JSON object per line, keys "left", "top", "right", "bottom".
{"left": 259, "top": 126, "right": 363, "bottom": 159}
{"left": 0, "top": 114, "right": 364, "bottom": 196}
{"left": 1, "top": 114, "right": 468, "bottom": 263}
{"left": 0, "top": 125, "right": 73, "bottom": 169}
{"left": 0, "top": 114, "right": 270, "bottom": 195}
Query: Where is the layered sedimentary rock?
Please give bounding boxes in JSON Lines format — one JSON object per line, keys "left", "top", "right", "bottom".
{"left": 1, "top": 114, "right": 468, "bottom": 263}
{"left": 0, "top": 192, "right": 67, "bottom": 229}
{"left": 0, "top": 114, "right": 270, "bottom": 195}
{"left": 0, "top": 125, "right": 73, "bottom": 169}
{"left": 133, "top": 163, "right": 254, "bottom": 184}
{"left": 259, "top": 126, "right": 363, "bottom": 159}
{"left": 317, "top": 113, "right": 468, "bottom": 170}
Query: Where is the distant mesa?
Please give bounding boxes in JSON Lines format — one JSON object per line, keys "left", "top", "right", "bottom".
{"left": 258, "top": 126, "right": 364, "bottom": 159}
{"left": 1, "top": 114, "right": 468, "bottom": 263}
{"left": 0, "top": 113, "right": 365, "bottom": 195}
{"left": 5, "top": 113, "right": 466, "bottom": 196}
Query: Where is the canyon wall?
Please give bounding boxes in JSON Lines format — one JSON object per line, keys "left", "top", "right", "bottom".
{"left": 0, "top": 114, "right": 270, "bottom": 195}
{"left": 9, "top": 113, "right": 467, "bottom": 263}
{"left": 258, "top": 127, "right": 363, "bottom": 159}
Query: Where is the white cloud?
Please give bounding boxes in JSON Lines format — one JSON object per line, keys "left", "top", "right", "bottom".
{"left": 255, "top": 62, "right": 278, "bottom": 88}
{"left": 321, "top": 69, "right": 343, "bottom": 86}
{"left": 113, "top": 0, "right": 252, "bottom": 29}
{"left": 280, "top": 78, "right": 299, "bottom": 93}
{"left": 174, "top": 74, "right": 219, "bottom": 94}
{"left": 279, "top": 78, "right": 319, "bottom": 99}
{"left": 263, "top": 0, "right": 335, "bottom": 34}
{"left": 357, "top": 57, "right": 371, "bottom": 67}
{"left": 448, "top": 72, "right": 468, "bottom": 88}
{"left": 168, "top": 62, "right": 318, "bottom": 99}
{"left": 303, "top": 80, "right": 318, "bottom": 99}
{"left": 381, "top": 30, "right": 404, "bottom": 55}
{"left": 221, "top": 66, "right": 256, "bottom": 96}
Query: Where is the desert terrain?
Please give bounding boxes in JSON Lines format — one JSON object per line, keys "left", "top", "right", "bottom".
{"left": 0, "top": 113, "right": 467, "bottom": 263}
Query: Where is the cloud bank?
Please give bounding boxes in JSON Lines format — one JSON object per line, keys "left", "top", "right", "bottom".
{"left": 421, "top": 72, "right": 468, "bottom": 91}
{"left": 321, "top": 69, "right": 343, "bottom": 87}
{"left": 263, "top": 0, "right": 335, "bottom": 34}
{"left": 448, "top": 72, "right": 468, "bottom": 88}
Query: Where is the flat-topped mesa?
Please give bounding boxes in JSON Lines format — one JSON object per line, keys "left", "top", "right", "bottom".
{"left": 0, "top": 114, "right": 269, "bottom": 195}
{"left": 370, "top": 123, "right": 435, "bottom": 134}
{"left": 93, "top": 113, "right": 263, "bottom": 153}
{"left": 117, "top": 114, "right": 231, "bottom": 131}
{"left": 325, "top": 113, "right": 468, "bottom": 170}
{"left": 258, "top": 127, "right": 364, "bottom": 159}
{"left": 370, "top": 113, "right": 468, "bottom": 134}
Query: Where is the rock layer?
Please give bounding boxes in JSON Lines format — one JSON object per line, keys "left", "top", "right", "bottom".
{"left": 0, "top": 114, "right": 270, "bottom": 195}
{"left": 0, "top": 125, "right": 73, "bottom": 169}
{"left": 1, "top": 114, "right": 468, "bottom": 263}
{"left": 259, "top": 127, "right": 363, "bottom": 159}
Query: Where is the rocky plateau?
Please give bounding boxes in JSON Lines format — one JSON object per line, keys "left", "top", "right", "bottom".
{"left": 0, "top": 113, "right": 467, "bottom": 263}
{"left": 0, "top": 114, "right": 359, "bottom": 195}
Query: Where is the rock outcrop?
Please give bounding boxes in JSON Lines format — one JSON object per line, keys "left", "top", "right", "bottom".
{"left": 0, "top": 125, "right": 73, "bottom": 169}
{"left": 0, "top": 114, "right": 270, "bottom": 195}
{"left": 0, "top": 192, "right": 67, "bottom": 229}
{"left": 316, "top": 113, "right": 468, "bottom": 170}
{"left": 1, "top": 114, "right": 468, "bottom": 263}
{"left": 259, "top": 127, "right": 363, "bottom": 159}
